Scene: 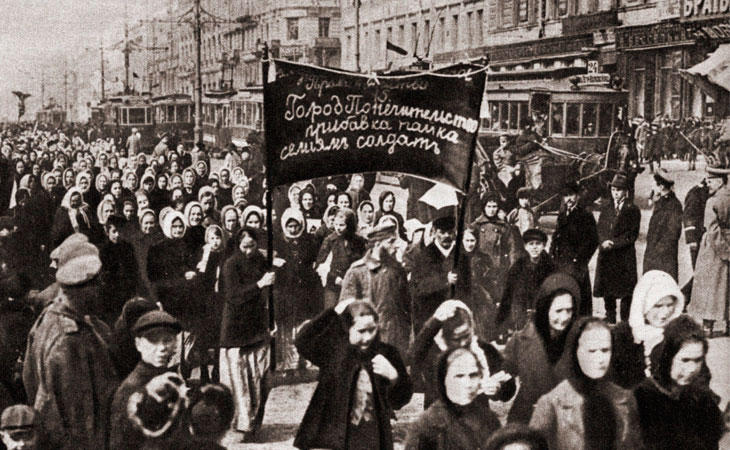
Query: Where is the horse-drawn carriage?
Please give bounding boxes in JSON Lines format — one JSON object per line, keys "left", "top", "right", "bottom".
{"left": 477, "top": 77, "right": 633, "bottom": 216}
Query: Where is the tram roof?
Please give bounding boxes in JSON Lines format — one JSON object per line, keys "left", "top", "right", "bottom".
{"left": 487, "top": 77, "right": 627, "bottom": 94}
{"left": 151, "top": 93, "right": 193, "bottom": 104}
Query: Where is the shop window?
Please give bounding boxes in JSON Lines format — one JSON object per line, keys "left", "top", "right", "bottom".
{"left": 659, "top": 50, "right": 683, "bottom": 121}
{"left": 630, "top": 69, "right": 646, "bottom": 119}
{"left": 566, "top": 104, "right": 580, "bottom": 136}
{"left": 550, "top": 103, "right": 564, "bottom": 135}
{"left": 582, "top": 103, "right": 597, "bottom": 136}
{"left": 598, "top": 104, "right": 613, "bottom": 136}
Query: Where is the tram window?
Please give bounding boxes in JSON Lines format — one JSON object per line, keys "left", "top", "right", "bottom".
{"left": 499, "top": 103, "right": 508, "bottom": 129}
{"left": 566, "top": 104, "right": 580, "bottom": 136}
{"left": 167, "top": 105, "right": 175, "bottom": 122}
{"left": 489, "top": 103, "right": 499, "bottom": 130}
{"left": 550, "top": 103, "right": 564, "bottom": 135}
{"left": 177, "top": 105, "right": 190, "bottom": 122}
{"left": 127, "top": 108, "right": 145, "bottom": 125}
{"left": 508, "top": 103, "right": 518, "bottom": 130}
{"left": 518, "top": 102, "right": 529, "bottom": 129}
{"left": 236, "top": 106, "right": 243, "bottom": 125}
{"left": 121, "top": 109, "right": 128, "bottom": 125}
{"left": 582, "top": 104, "right": 597, "bottom": 136}
{"left": 598, "top": 104, "right": 613, "bottom": 136}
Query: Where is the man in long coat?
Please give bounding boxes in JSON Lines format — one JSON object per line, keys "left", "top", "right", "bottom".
{"left": 594, "top": 173, "right": 641, "bottom": 323}
{"left": 643, "top": 169, "right": 683, "bottom": 280}
{"left": 23, "top": 242, "right": 120, "bottom": 450}
{"left": 550, "top": 182, "right": 598, "bottom": 316}
{"left": 340, "top": 223, "right": 412, "bottom": 356}
{"left": 683, "top": 178, "right": 710, "bottom": 269}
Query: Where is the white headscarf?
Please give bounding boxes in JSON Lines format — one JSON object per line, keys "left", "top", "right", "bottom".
{"left": 629, "top": 270, "right": 685, "bottom": 357}
{"left": 161, "top": 210, "right": 187, "bottom": 239}
{"left": 281, "top": 207, "right": 305, "bottom": 239}
{"left": 61, "top": 186, "right": 91, "bottom": 232}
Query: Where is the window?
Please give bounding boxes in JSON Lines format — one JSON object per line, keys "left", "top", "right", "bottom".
{"left": 438, "top": 17, "right": 446, "bottom": 51}
{"left": 287, "top": 18, "right": 299, "bottom": 40}
{"left": 452, "top": 15, "right": 459, "bottom": 50}
{"left": 660, "top": 50, "right": 683, "bottom": 120}
{"left": 167, "top": 105, "right": 175, "bottom": 122}
{"left": 598, "top": 104, "right": 613, "bottom": 136}
{"left": 518, "top": 0, "right": 529, "bottom": 23}
{"left": 398, "top": 24, "right": 405, "bottom": 46}
{"left": 128, "top": 107, "right": 147, "bottom": 125}
{"left": 518, "top": 102, "right": 529, "bottom": 129}
{"left": 177, "top": 105, "right": 190, "bottom": 122}
{"left": 319, "top": 17, "right": 330, "bottom": 38}
{"left": 501, "top": 0, "right": 514, "bottom": 28}
{"left": 476, "top": 10, "right": 484, "bottom": 44}
{"left": 550, "top": 103, "right": 564, "bottom": 135}
{"left": 566, "top": 104, "right": 580, "bottom": 135}
{"left": 466, "top": 12, "right": 473, "bottom": 47}
{"left": 424, "top": 20, "right": 430, "bottom": 54}
{"left": 508, "top": 102, "right": 518, "bottom": 129}
{"left": 631, "top": 69, "right": 646, "bottom": 119}
{"left": 375, "top": 29, "right": 381, "bottom": 62}
{"left": 489, "top": 103, "right": 499, "bottom": 129}
{"left": 555, "top": 0, "right": 568, "bottom": 17}
{"left": 411, "top": 22, "right": 418, "bottom": 53}
{"left": 499, "top": 102, "right": 509, "bottom": 129}
{"left": 582, "top": 103, "right": 597, "bottom": 136}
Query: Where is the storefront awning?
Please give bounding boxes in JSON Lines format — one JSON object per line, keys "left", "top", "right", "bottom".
{"left": 680, "top": 44, "right": 730, "bottom": 100}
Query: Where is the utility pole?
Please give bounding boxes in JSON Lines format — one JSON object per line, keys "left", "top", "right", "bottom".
{"left": 41, "top": 71, "right": 45, "bottom": 109}
{"left": 123, "top": 2, "right": 131, "bottom": 94}
{"left": 194, "top": 0, "right": 203, "bottom": 146}
{"left": 100, "top": 39, "right": 106, "bottom": 101}
{"left": 63, "top": 62, "right": 68, "bottom": 112}
{"left": 355, "top": 0, "right": 361, "bottom": 72}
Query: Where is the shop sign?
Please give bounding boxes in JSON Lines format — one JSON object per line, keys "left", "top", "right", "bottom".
{"left": 616, "top": 22, "right": 691, "bottom": 49}
{"left": 576, "top": 73, "right": 611, "bottom": 85}
{"left": 683, "top": 0, "right": 730, "bottom": 18}
{"left": 587, "top": 60, "right": 599, "bottom": 73}
{"left": 689, "top": 19, "right": 730, "bottom": 40}
{"left": 488, "top": 35, "right": 593, "bottom": 62}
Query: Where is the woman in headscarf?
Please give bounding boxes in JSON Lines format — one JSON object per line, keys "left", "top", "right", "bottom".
{"left": 51, "top": 186, "right": 93, "bottom": 247}
{"left": 335, "top": 191, "right": 352, "bottom": 210}
{"left": 410, "top": 300, "right": 515, "bottom": 409}
{"left": 135, "top": 192, "right": 150, "bottom": 216}
{"left": 62, "top": 167, "right": 76, "bottom": 191}
{"left": 294, "top": 299, "right": 412, "bottom": 450}
{"left": 610, "top": 270, "right": 685, "bottom": 389}
{"left": 375, "top": 190, "right": 407, "bottom": 241}
{"left": 129, "top": 209, "right": 163, "bottom": 299}
{"left": 405, "top": 347, "right": 502, "bottom": 449}
{"left": 123, "top": 170, "right": 138, "bottom": 193}
{"left": 42, "top": 171, "right": 64, "bottom": 210}
{"left": 216, "top": 168, "right": 233, "bottom": 207}
{"left": 96, "top": 198, "right": 116, "bottom": 227}
{"left": 184, "top": 200, "right": 206, "bottom": 253}
{"left": 313, "top": 204, "right": 339, "bottom": 249}
{"left": 193, "top": 160, "right": 209, "bottom": 191}
{"left": 149, "top": 173, "right": 170, "bottom": 212}
{"left": 530, "top": 317, "right": 642, "bottom": 449}
{"left": 633, "top": 315, "right": 724, "bottom": 450}
{"left": 316, "top": 208, "right": 367, "bottom": 308}
{"left": 118, "top": 198, "right": 138, "bottom": 241}
{"left": 76, "top": 170, "right": 99, "bottom": 211}
{"left": 169, "top": 173, "right": 183, "bottom": 191}
{"left": 95, "top": 173, "right": 110, "bottom": 200}
{"left": 345, "top": 173, "right": 369, "bottom": 211}
{"left": 198, "top": 186, "right": 220, "bottom": 227}
{"left": 108, "top": 179, "right": 127, "bottom": 211}
{"left": 232, "top": 182, "right": 249, "bottom": 207}
{"left": 139, "top": 174, "right": 155, "bottom": 195}
{"left": 356, "top": 200, "right": 376, "bottom": 238}
{"left": 298, "top": 185, "right": 321, "bottom": 221}
{"left": 273, "top": 208, "right": 321, "bottom": 370}
{"left": 456, "top": 225, "right": 495, "bottom": 341}
{"left": 501, "top": 272, "right": 578, "bottom": 423}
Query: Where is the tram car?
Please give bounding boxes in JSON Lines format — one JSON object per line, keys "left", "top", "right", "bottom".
{"left": 201, "top": 88, "right": 263, "bottom": 155}
{"left": 89, "top": 106, "right": 105, "bottom": 127}
{"left": 152, "top": 93, "right": 194, "bottom": 149}
{"left": 480, "top": 75, "right": 628, "bottom": 154}
{"left": 98, "top": 94, "right": 156, "bottom": 151}
{"left": 35, "top": 105, "right": 67, "bottom": 128}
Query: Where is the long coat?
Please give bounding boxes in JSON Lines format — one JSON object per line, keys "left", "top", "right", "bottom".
{"left": 643, "top": 192, "right": 683, "bottom": 280}
{"left": 501, "top": 322, "right": 568, "bottom": 423}
{"left": 594, "top": 200, "right": 641, "bottom": 299}
{"left": 529, "top": 379, "right": 643, "bottom": 450}
{"left": 294, "top": 309, "right": 413, "bottom": 450}
{"left": 683, "top": 184, "right": 710, "bottom": 257}
{"left": 551, "top": 204, "right": 599, "bottom": 315}
{"left": 689, "top": 185, "right": 730, "bottom": 322}
{"left": 22, "top": 299, "right": 120, "bottom": 450}
{"left": 470, "top": 214, "right": 523, "bottom": 301}
{"left": 340, "top": 251, "right": 412, "bottom": 356}
{"left": 497, "top": 252, "right": 554, "bottom": 330}
{"left": 99, "top": 240, "right": 139, "bottom": 325}
{"left": 147, "top": 237, "right": 199, "bottom": 330}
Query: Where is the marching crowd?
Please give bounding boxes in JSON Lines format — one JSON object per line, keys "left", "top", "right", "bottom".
{"left": 0, "top": 122, "right": 726, "bottom": 450}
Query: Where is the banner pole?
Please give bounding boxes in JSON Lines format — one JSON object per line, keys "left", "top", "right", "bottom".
{"left": 450, "top": 132, "right": 479, "bottom": 298}
{"left": 261, "top": 43, "right": 277, "bottom": 371}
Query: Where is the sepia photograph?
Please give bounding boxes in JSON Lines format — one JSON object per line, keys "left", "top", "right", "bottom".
{"left": 0, "top": 0, "right": 729, "bottom": 448}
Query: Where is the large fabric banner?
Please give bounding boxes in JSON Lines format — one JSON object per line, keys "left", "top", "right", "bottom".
{"left": 263, "top": 60, "right": 487, "bottom": 191}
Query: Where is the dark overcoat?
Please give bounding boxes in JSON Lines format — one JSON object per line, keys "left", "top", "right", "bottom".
{"left": 593, "top": 200, "right": 641, "bottom": 299}
{"left": 643, "top": 191, "right": 683, "bottom": 280}
{"left": 294, "top": 309, "right": 412, "bottom": 450}
{"left": 147, "top": 238, "right": 199, "bottom": 329}
{"left": 470, "top": 214, "right": 523, "bottom": 301}
{"left": 497, "top": 252, "right": 554, "bottom": 330}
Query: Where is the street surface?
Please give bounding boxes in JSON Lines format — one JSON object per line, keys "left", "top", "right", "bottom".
{"left": 223, "top": 158, "right": 730, "bottom": 449}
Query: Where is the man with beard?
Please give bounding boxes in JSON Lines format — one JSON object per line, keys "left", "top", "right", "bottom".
{"left": 22, "top": 241, "right": 120, "bottom": 449}
{"left": 405, "top": 215, "right": 467, "bottom": 334}
{"left": 341, "top": 223, "right": 412, "bottom": 356}
{"left": 550, "top": 182, "right": 598, "bottom": 316}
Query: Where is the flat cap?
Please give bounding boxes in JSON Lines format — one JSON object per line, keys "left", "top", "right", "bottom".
{"left": 132, "top": 310, "right": 181, "bottom": 337}
{"left": 55, "top": 242, "right": 101, "bottom": 286}
{"left": 0, "top": 405, "right": 37, "bottom": 430}
{"left": 522, "top": 228, "right": 548, "bottom": 244}
{"left": 367, "top": 223, "right": 397, "bottom": 242}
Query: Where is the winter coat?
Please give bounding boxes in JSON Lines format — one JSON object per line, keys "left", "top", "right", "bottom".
{"left": 129, "top": 229, "right": 164, "bottom": 299}
{"left": 551, "top": 204, "right": 598, "bottom": 314}
{"left": 220, "top": 249, "right": 270, "bottom": 349}
{"left": 409, "top": 316, "right": 515, "bottom": 408}
{"left": 147, "top": 237, "right": 199, "bottom": 329}
{"left": 689, "top": 184, "right": 730, "bottom": 322}
{"left": 274, "top": 233, "right": 322, "bottom": 326}
{"left": 51, "top": 205, "right": 93, "bottom": 248}
{"left": 340, "top": 251, "right": 412, "bottom": 356}
{"left": 470, "top": 214, "right": 523, "bottom": 300}
{"left": 404, "top": 396, "right": 501, "bottom": 450}
{"left": 109, "top": 362, "right": 172, "bottom": 450}
{"left": 22, "top": 298, "right": 120, "bottom": 450}
{"left": 530, "top": 379, "right": 642, "bottom": 450}
{"left": 683, "top": 184, "right": 710, "bottom": 248}
{"left": 316, "top": 232, "right": 367, "bottom": 292}
{"left": 634, "top": 378, "right": 724, "bottom": 450}
{"left": 99, "top": 240, "right": 139, "bottom": 325}
{"left": 456, "top": 249, "right": 496, "bottom": 341}
{"left": 191, "top": 247, "right": 225, "bottom": 349}
{"left": 594, "top": 200, "right": 641, "bottom": 298}
{"left": 609, "top": 322, "right": 647, "bottom": 389}
{"left": 501, "top": 322, "right": 569, "bottom": 423}
{"left": 643, "top": 192, "right": 683, "bottom": 280}
{"left": 404, "top": 243, "right": 466, "bottom": 334}
{"left": 294, "top": 309, "right": 412, "bottom": 450}
{"left": 497, "top": 252, "right": 554, "bottom": 331}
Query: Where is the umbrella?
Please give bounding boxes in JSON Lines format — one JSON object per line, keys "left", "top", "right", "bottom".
{"left": 418, "top": 182, "right": 459, "bottom": 210}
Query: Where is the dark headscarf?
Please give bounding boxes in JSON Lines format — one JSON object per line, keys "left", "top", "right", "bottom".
{"left": 533, "top": 272, "right": 580, "bottom": 365}
{"left": 559, "top": 317, "right": 617, "bottom": 450}
{"left": 650, "top": 315, "right": 707, "bottom": 390}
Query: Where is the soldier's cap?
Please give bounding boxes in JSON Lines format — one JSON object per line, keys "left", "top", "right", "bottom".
{"left": 0, "top": 405, "right": 37, "bottom": 431}
{"left": 432, "top": 215, "right": 456, "bottom": 232}
{"left": 132, "top": 310, "right": 181, "bottom": 337}
{"left": 653, "top": 169, "right": 674, "bottom": 188}
{"left": 50, "top": 233, "right": 89, "bottom": 264}
{"left": 367, "top": 223, "right": 397, "bottom": 242}
{"left": 55, "top": 242, "right": 101, "bottom": 286}
{"left": 522, "top": 228, "right": 547, "bottom": 244}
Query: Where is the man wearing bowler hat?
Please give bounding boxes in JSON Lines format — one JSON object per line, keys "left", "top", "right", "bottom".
{"left": 23, "top": 242, "right": 119, "bottom": 449}
{"left": 594, "top": 173, "right": 641, "bottom": 323}
{"left": 644, "top": 169, "right": 683, "bottom": 281}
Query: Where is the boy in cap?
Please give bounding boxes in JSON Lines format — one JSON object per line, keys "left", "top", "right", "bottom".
{"left": 340, "top": 223, "right": 412, "bottom": 356}
{"left": 22, "top": 242, "right": 120, "bottom": 450}
{"left": 110, "top": 310, "right": 182, "bottom": 450}
{"left": 0, "top": 405, "right": 40, "bottom": 450}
